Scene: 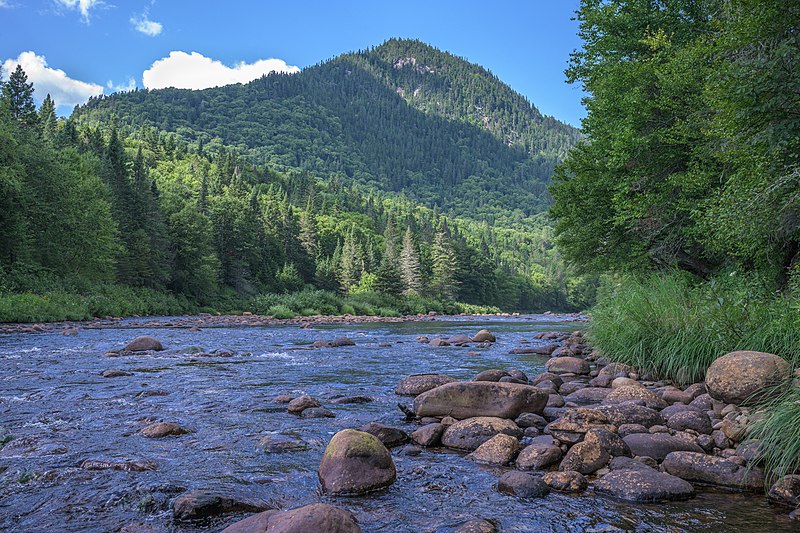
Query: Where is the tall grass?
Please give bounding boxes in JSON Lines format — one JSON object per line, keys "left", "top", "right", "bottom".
{"left": 747, "top": 385, "right": 800, "bottom": 484}
{"left": 589, "top": 273, "right": 800, "bottom": 384}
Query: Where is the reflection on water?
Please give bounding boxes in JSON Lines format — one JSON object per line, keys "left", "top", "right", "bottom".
{"left": 0, "top": 316, "right": 794, "bottom": 532}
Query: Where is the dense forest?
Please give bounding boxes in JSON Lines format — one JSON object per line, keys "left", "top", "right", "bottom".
{"left": 0, "top": 42, "right": 594, "bottom": 322}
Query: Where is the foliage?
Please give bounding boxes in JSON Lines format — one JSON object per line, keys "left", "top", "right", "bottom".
{"left": 589, "top": 273, "right": 800, "bottom": 385}
{"left": 747, "top": 386, "right": 800, "bottom": 485}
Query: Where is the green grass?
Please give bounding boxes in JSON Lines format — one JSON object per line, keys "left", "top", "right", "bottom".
{"left": 589, "top": 272, "right": 800, "bottom": 385}
{"left": 746, "top": 385, "right": 800, "bottom": 485}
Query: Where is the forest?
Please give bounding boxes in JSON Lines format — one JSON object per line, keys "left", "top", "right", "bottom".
{"left": 0, "top": 41, "right": 595, "bottom": 322}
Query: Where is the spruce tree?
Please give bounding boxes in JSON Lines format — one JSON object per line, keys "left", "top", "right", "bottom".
{"left": 38, "top": 94, "right": 57, "bottom": 140}
{"left": 399, "top": 227, "right": 422, "bottom": 295}
{"left": 2, "top": 65, "right": 37, "bottom": 125}
{"left": 431, "top": 219, "right": 459, "bottom": 301}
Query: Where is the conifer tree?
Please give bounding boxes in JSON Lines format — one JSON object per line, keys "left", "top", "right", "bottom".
{"left": 431, "top": 219, "right": 459, "bottom": 300}
{"left": 400, "top": 227, "right": 422, "bottom": 295}
{"left": 38, "top": 94, "right": 57, "bottom": 140}
{"left": 2, "top": 65, "right": 37, "bottom": 125}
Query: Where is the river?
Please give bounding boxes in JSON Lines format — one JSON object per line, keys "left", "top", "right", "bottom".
{"left": 0, "top": 315, "right": 793, "bottom": 532}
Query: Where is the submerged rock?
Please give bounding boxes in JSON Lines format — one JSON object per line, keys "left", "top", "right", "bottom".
{"left": 300, "top": 407, "right": 335, "bottom": 418}
{"left": 452, "top": 519, "right": 498, "bottom": 533}
{"left": 313, "top": 337, "right": 355, "bottom": 348}
{"left": 80, "top": 458, "right": 157, "bottom": 471}
{"left": 413, "top": 381, "right": 547, "bottom": 419}
{"left": 140, "top": 422, "right": 189, "bottom": 438}
{"left": 173, "top": 491, "right": 268, "bottom": 520}
{"left": 221, "top": 503, "right": 361, "bottom": 533}
{"left": 318, "top": 429, "right": 396, "bottom": 495}
{"left": 102, "top": 369, "right": 133, "bottom": 378}
{"left": 395, "top": 374, "right": 456, "bottom": 396}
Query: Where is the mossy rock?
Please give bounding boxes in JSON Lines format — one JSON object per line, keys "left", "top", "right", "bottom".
{"left": 318, "top": 429, "right": 396, "bottom": 495}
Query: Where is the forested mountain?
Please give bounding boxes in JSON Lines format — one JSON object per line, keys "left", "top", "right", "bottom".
{"left": 74, "top": 39, "right": 579, "bottom": 225}
{"left": 0, "top": 41, "right": 593, "bottom": 322}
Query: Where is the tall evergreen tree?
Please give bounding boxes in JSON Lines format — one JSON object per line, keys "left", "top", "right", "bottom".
{"left": 2, "top": 65, "right": 37, "bottom": 125}
{"left": 38, "top": 94, "right": 57, "bottom": 140}
{"left": 400, "top": 227, "right": 422, "bottom": 295}
{"left": 430, "top": 219, "right": 459, "bottom": 300}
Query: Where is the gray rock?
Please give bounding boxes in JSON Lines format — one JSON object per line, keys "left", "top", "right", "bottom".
{"left": 542, "top": 471, "right": 587, "bottom": 492}
{"left": 221, "top": 503, "right": 361, "bottom": 533}
{"left": 173, "top": 492, "right": 268, "bottom": 521}
{"left": 318, "top": 430, "right": 396, "bottom": 495}
{"left": 358, "top": 422, "right": 409, "bottom": 448}
{"left": 496, "top": 471, "right": 550, "bottom": 498}
{"left": 395, "top": 374, "right": 456, "bottom": 396}
{"left": 622, "top": 433, "right": 704, "bottom": 462}
{"left": 516, "top": 443, "right": 562, "bottom": 470}
{"left": 594, "top": 469, "right": 695, "bottom": 502}
{"left": 441, "top": 417, "right": 522, "bottom": 451}
{"left": 412, "top": 423, "right": 445, "bottom": 447}
{"left": 662, "top": 451, "right": 765, "bottom": 491}
{"left": 414, "top": 381, "right": 547, "bottom": 420}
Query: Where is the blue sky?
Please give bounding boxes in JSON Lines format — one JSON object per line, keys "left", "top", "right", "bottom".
{"left": 0, "top": 0, "right": 586, "bottom": 126}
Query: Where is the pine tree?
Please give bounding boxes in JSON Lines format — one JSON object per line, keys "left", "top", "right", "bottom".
{"left": 38, "top": 94, "right": 57, "bottom": 140}
{"left": 375, "top": 214, "right": 403, "bottom": 295}
{"left": 400, "top": 227, "right": 422, "bottom": 295}
{"left": 2, "top": 65, "right": 37, "bottom": 125}
{"left": 299, "top": 202, "right": 318, "bottom": 259}
{"left": 338, "top": 230, "right": 362, "bottom": 293}
{"left": 431, "top": 219, "right": 459, "bottom": 301}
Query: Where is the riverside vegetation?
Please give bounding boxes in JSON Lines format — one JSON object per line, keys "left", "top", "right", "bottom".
{"left": 549, "top": 0, "right": 800, "bottom": 514}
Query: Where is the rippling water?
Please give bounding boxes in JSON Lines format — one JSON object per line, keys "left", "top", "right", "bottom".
{"left": 0, "top": 316, "right": 794, "bottom": 532}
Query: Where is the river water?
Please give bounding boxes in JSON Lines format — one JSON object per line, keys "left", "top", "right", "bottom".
{"left": 0, "top": 315, "right": 794, "bottom": 532}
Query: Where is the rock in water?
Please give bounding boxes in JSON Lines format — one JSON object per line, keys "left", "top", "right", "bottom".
{"left": 441, "top": 417, "right": 522, "bottom": 451}
{"left": 468, "top": 433, "right": 520, "bottom": 465}
{"left": 545, "top": 357, "right": 590, "bottom": 375}
{"left": 622, "top": 433, "right": 703, "bottom": 462}
{"left": 472, "top": 329, "right": 496, "bottom": 343}
{"left": 395, "top": 374, "right": 456, "bottom": 396}
{"left": 705, "top": 351, "right": 790, "bottom": 405}
{"left": 173, "top": 492, "right": 268, "bottom": 520}
{"left": 221, "top": 503, "right": 361, "bottom": 533}
{"left": 496, "top": 471, "right": 550, "bottom": 498}
{"left": 358, "top": 422, "right": 409, "bottom": 448}
{"left": 124, "top": 336, "right": 164, "bottom": 352}
{"left": 662, "top": 451, "right": 765, "bottom": 491}
{"left": 318, "top": 429, "right": 396, "bottom": 495}
{"left": 287, "top": 395, "right": 321, "bottom": 414}
{"left": 140, "top": 422, "right": 189, "bottom": 438}
{"left": 413, "top": 381, "right": 547, "bottom": 419}
{"left": 542, "top": 471, "right": 587, "bottom": 493}
{"left": 594, "top": 469, "right": 695, "bottom": 502}
{"left": 452, "top": 519, "right": 498, "bottom": 533}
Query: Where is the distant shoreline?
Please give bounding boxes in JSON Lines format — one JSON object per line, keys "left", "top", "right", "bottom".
{"left": 0, "top": 311, "right": 587, "bottom": 334}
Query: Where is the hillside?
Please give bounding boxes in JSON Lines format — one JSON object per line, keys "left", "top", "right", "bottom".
{"left": 74, "top": 39, "right": 579, "bottom": 225}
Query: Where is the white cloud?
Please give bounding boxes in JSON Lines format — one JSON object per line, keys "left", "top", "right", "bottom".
{"left": 2, "top": 51, "right": 103, "bottom": 109}
{"left": 131, "top": 14, "right": 162, "bottom": 36}
{"left": 142, "top": 51, "right": 300, "bottom": 90}
{"left": 106, "top": 77, "right": 136, "bottom": 93}
{"left": 54, "top": 0, "right": 102, "bottom": 22}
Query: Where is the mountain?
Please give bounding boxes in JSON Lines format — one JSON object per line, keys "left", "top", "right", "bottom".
{"left": 74, "top": 39, "right": 579, "bottom": 225}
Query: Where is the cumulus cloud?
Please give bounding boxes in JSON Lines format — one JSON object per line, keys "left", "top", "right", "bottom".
{"left": 2, "top": 51, "right": 103, "bottom": 109}
{"left": 54, "top": 0, "right": 102, "bottom": 22}
{"left": 142, "top": 51, "right": 300, "bottom": 90}
{"left": 131, "top": 13, "right": 162, "bottom": 36}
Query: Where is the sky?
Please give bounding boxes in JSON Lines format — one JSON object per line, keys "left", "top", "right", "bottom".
{"left": 0, "top": 1, "right": 587, "bottom": 126}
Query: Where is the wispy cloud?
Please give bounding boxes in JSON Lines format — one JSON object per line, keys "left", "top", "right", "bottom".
{"left": 142, "top": 51, "right": 300, "bottom": 90}
{"left": 53, "top": 0, "right": 102, "bottom": 22}
{"left": 131, "top": 12, "right": 162, "bottom": 36}
{"left": 2, "top": 51, "right": 103, "bottom": 110}
{"left": 106, "top": 77, "right": 136, "bottom": 93}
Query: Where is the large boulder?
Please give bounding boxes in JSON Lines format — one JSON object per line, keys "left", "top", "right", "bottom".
{"left": 594, "top": 469, "right": 695, "bottom": 502}
{"left": 545, "top": 357, "right": 590, "bottom": 375}
{"left": 124, "top": 336, "right": 164, "bottom": 352}
{"left": 584, "top": 428, "right": 630, "bottom": 457}
{"left": 221, "top": 503, "right": 361, "bottom": 533}
{"left": 395, "top": 374, "right": 456, "bottom": 396}
{"left": 413, "top": 381, "right": 547, "bottom": 420}
{"left": 705, "top": 351, "right": 791, "bottom": 405}
{"left": 662, "top": 451, "right": 765, "bottom": 491}
{"left": 622, "top": 433, "right": 704, "bottom": 462}
{"left": 318, "top": 430, "right": 396, "bottom": 495}
{"left": 441, "top": 417, "right": 522, "bottom": 451}
{"left": 473, "top": 329, "right": 496, "bottom": 343}
{"left": 496, "top": 471, "right": 550, "bottom": 499}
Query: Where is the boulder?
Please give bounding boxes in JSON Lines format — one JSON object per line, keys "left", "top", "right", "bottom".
{"left": 102, "top": 369, "right": 133, "bottom": 378}
{"left": 622, "top": 433, "right": 704, "bottom": 462}
{"left": 288, "top": 395, "right": 322, "bottom": 414}
{"left": 140, "top": 422, "right": 189, "bottom": 438}
{"left": 428, "top": 338, "right": 450, "bottom": 347}
{"left": 516, "top": 443, "right": 562, "bottom": 470}
{"left": 594, "top": 404, "right": 664, "bottom": 428}
{"left": 473, "top": 329, "right": 496, "bottom": 343}
{"left": 515, "top": 413, "right": 547, "bottom": 429}
{"left": 511, "top": 344, "right": 558, "bottom": 355}
{"left": 124, "top": 336, "right": 164, "bottom": 352}
{"left": 496, "top": 471, "right": 550, "bottom": 498}
{"left": 563, "top": 387, "right": 611, "bottom": 405}
{"left": 542, "top": 471, "right": 587, "bottom": 492}
{"left": 666, "top": 411, "right": 712, "bottom": 435}
{"left": 413, "top": 381, "right": 547, "bottom": 420}
{"left": 173, "top": 492, "right": 268, "bottom": 520}
{"left": 585, "top": 428, "right": 630, "bottom": 457}
{"left": 545, "top": 357, "right": 590, "bottom": 375}
{"left": 473, "top": 369, "right": 510, "bottom": 382}
{"left": 221, "top": 503, "right": 361, "bottom": 533}
{"left": 313, "top": 337, "right": 355, "bottom": 348}
{"left": 604, "top": 386, "right": 667, "bottom": 410}
{"left": 447, "top": 334, "right": 473, "bottom": 345}
{"left": 358, "top": 423, "right": 409, "bottom": 448}
{"left": 594, "top": 469, "right": 695, "bottom": 502}
{"left": 598, "top": 363, "right": 633, "bottom": 378}
{"left": 395, "top": 374, "right": 456, "bottom": 396}
{"left": 318, "top": 430, "right": 396, "bottom": 495}
{"left": 559, "top": 439, "right": 609, "bottom": 474}
{"left": 452, "top": 519, "right": 498, "bottom": 533}
{"left": 411, "top": 423, "right": 444, "bottom": 447}
{"left": 546, "top": 408, "right": 614, "bottom": 444}
{"left": 662, "top": 451, "right": 765, "bottom": 491}
{"left": 705, "top": 351, "right": 790, "bottom": 405}
{"left": 301, "top": 407, "right": 335, "bottom": 418}
{"left": 468, "top": 433, "right": 520, "bottom": 465}
{"left": 441, "top": 417, "right": 522, "bottom": 451}
{"left": 610, "top": 377, "right": 641, "bottom": 390}
{"left": 768, "top": 475, "right": 800, "bottom": 506}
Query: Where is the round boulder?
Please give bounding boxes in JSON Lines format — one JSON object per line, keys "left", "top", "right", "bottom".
{"left": 318, "top": 429, "right": 396, "bottom": 495}
{"left": 496, "top": 471, "right": 550, "bottom": 499}
{"left": 123, "top": 336, "right": 164, "bottom": 352}
{"left": 441, "top": 417, "right": 522, "bottom": 451}
{"left": 545, "top": 357, "right": 590, "bottom": 375}
{"left": 705, "top": 351, "right": 790, "bottom": 405}
{"left": 473, "top": 329, "right": 496, "bottom": 343}
{"left": 468, "top": 433, "right": 520, "bottom": 465}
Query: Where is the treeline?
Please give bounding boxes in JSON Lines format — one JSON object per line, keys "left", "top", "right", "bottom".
{"left": 73, "top": 39, "right": 579, "bottom": 226}
{"left": 551, "top": 0, "right": 799, "bottom": 286}
{"left": 0, "top": 65, "right": 593, "bottom": 321}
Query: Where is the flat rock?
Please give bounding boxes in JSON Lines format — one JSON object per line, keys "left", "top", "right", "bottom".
{"left": 395, "top": 374, "right": 456, "bottom": 396}
{"left": 140, "top": 422, "right": 189, "bottom": 438}
{"left": 564, "top": 387, "right": 611, "bottom": 405}
{"left": 80, "top": 458, "right": 157, "bottom": 471}
{"left": 511, "top": 344, "right": 558, "bottom": 355}
{"left": 102, "top": 369, "right": 133, "bottom": 378}
{"left": 594, "top": 404, "right": 664, "bottom": 428}
{"left": 594, "top": 469, "right": 695, "bottom": 502}
{"left": 221, "top": 503, "right": 361, "bottom": 533}
{"left": 173, "top": 492, "right": 268, "bottom": 520}
{"left": 622, "top": 433, "right": 704, "bottom": 462}
{"left": 604, "top": 386, "right": 667, "bottom": 410}
{"left": 441, "top": 417, "right": 522, "bottom": 451}
{"left": 413, "top": 381, "right": 547, "bottom": 420}
{"left": 313, "top": 337, "right": 355, "bottom": 348}
{"left": 662, "top": 451, "right": 765, "bottom": 491}
{"left": 301, "top": 407, "right": 335, "bottom": 418}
